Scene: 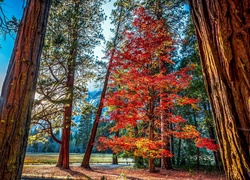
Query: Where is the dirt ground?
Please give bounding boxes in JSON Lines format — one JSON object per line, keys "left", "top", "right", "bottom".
{"left": 22, "top": 164, "right": 226, "bottom": 180}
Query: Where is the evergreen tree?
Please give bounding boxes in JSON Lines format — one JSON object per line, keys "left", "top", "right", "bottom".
{"left": 81, "top": 0, "right": 136, "bottom": 168}
{"left": 31, "top": 0, "right": 105, "bottom": 169}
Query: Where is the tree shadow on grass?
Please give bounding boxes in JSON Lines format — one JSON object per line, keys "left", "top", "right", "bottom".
{"left": 59, "top": 167, "right": 93, "bottom": 180}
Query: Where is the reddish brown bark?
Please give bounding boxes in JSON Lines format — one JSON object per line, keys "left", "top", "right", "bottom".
{"left": 81, "top": 59, "right": 111, "bottom": 168}
{"left": 189, "top": 0, "right": 250, "bottom": 179}
{"left": 57, "top": 63, "right": 75, "bottom": 169}
{"left": 0, "top": 0, "right": 51, "bottom": 179}
{"left": 57, "top": 6, "right": 78, "bottom": 168}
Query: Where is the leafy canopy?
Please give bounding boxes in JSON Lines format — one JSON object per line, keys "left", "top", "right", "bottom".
{"left": 98, "top": 7, "right": 218, "bottom": 158}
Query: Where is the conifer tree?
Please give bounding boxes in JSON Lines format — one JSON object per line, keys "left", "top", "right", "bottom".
{"left": 32, "top": 0, "right": 105, "bottom": 169}
{"left": 82, "top": 0, "right": 136, "bottom": 168}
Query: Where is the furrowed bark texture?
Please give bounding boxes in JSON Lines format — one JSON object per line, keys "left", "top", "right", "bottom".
{"left": 0, "top": 0, "right": 51, "bottom": 179}
{"left": 189, "top": 0, "right": 250, "bottom": 179}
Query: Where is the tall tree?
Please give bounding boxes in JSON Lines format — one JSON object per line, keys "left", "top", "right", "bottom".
{"left": 81, "top": 0, "right": 135, "bottom": 169}
{"left": 98, "top": 7, "right": 217, "bottom": 173}
{"left": 189, "top": 0, "right": 250, "bottom": 179}
{"left": 0, "top": 0, "right": 51, "bottom": 179}
{"left": 32, "top": 0, "right": 105, "bottom": 169}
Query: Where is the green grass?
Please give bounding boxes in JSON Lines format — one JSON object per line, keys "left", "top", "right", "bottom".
{"left": 24, "top": 153, "right": 133, "bottom": 164}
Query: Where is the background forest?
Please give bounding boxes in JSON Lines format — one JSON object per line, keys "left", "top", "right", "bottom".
{"left": 1, "top": 0, "right": 249, "bottom": 179}
{"left": 25, "top": 0, "right": 220, "bottom": 171}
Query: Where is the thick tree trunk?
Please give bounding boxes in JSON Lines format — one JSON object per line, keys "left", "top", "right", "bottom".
{"left": 189, "top": 1, "right": 250, "bottom": 179}
{"left": 0, "top": 0, "right": 51, "bottom": 179}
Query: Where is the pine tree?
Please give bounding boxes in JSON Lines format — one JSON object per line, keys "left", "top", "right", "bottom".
{"left": 82, "top": 0, "right": 137, "bottom": 168}
{"left": 31, "top": 0, "right": 105, "bottom": 169}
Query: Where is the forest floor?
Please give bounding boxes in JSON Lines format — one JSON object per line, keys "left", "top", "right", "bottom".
{"left": 22, "top": 164, "right": 226, "bottom": 180}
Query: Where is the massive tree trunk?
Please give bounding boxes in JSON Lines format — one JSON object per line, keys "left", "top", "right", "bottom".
{"left": 189, "top": 1, "right": 250, "bottom": 179}
{"left": 0, "top": 0, "right": 51, "bottom": 179}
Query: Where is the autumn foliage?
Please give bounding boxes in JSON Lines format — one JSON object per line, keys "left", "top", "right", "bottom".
{"left": 98, "top": 7, "right": 217, "bottom": 159}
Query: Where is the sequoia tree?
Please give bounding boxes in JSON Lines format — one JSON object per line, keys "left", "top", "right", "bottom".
{"left": 189, "top": 0, "right": 250, "bottom": 179}
{"left": 0, "top": 0, "right": 51, "bottom": 179}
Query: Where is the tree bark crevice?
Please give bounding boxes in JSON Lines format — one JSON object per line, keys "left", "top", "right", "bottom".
{"left": 0, "top": 0, "right": 51, "bottom": 179}
{"left": 189, "top": 0, "right": 250, "bottom": 179}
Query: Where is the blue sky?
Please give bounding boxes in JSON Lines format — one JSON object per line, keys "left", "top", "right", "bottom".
{"left": 0, "top": 0, "right": 24, "bottom": 91}
{"left": 0, "top": 0, "right": 114, "bottom": 93}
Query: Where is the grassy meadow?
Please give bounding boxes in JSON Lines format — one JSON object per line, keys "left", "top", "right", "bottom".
{"left": 24, "top": 153, "right": 133, "bottom": 165}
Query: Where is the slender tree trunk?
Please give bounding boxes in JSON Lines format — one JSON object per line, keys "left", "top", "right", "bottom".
{"left": 134, "top": 124, "right": 144, "bottom": 168}
{"left": 148, "top": 117, "right": 155, "bottom": 172}
{"left": 162, "top": 138, "right": 173, "bottom": 169}
{"left": 189, "top": 1, "right": 250, "bottom": 179}
{"left": 204, "top": 101, "right": 222, "bottom": 171}
{"left": 112, "top": 131, "right": 119, "bottom": 164}
{"left": 57, "top": 146, "right": 64, "bottom": 167}
{"left": 177, "top": 138, "right": 181, "bottom": 165}
{"left": 171, "top": 133, "right": 174, "bottom": 165}
{"left": 112, "top": 153, "right": 118, "bottom": 165}
{"left": 193, "top": 112, "right": 200, "bottom": 169}
{"left": 81, "top": 61, "right": 110, "bottom": 168}
{"left": 57, "top": 3, "right": 79, "bottom": 168}
{"left": 81, "top": 2, "right": 124, "bottom": 169}
{"left": 0, "top": 0, "right": 51, "bottom": 179}
{"left": 161, "top": 119, "right": 173, "bottom": 169}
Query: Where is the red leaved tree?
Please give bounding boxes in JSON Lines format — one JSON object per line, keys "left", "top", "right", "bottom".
{"left": 98, "top": 7, "right": 217, "bottom": 172}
